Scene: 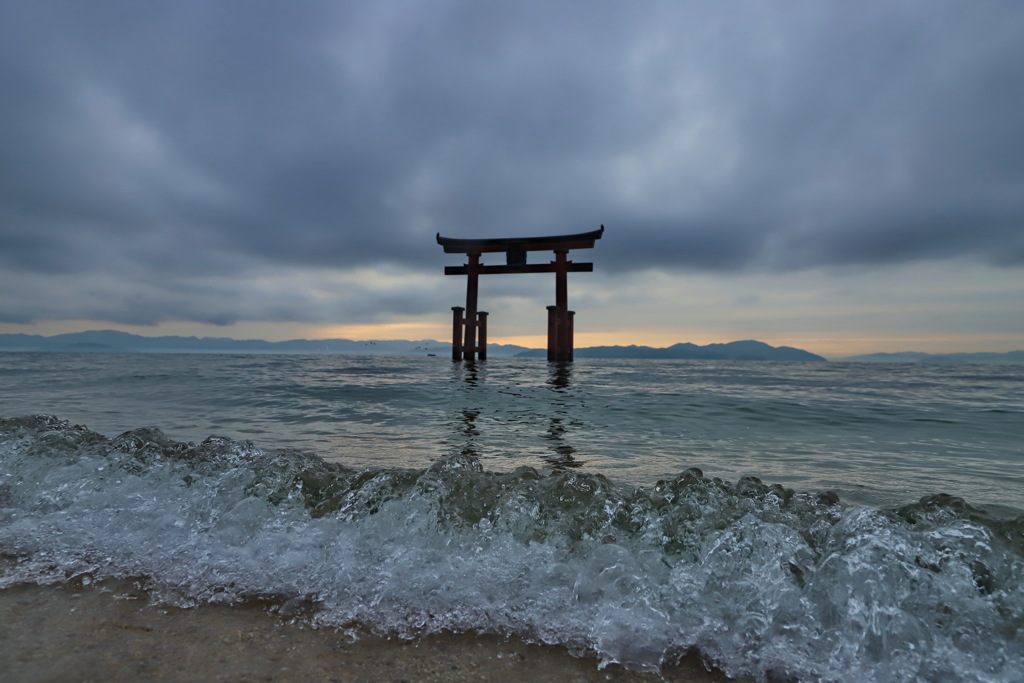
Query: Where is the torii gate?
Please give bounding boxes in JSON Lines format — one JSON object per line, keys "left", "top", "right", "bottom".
{"left": 437, "top": 226, "right": 603, "bottom": 362}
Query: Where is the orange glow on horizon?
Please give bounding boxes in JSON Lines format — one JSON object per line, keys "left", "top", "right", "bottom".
{"left": 486, "top": 332, "right": 1024, "bottom": 358}
{"left": 1, "top": 320, "right": 1020, "bottom": 359}
{"left": 312, "top": 322, "right": 448, "bottom": 341}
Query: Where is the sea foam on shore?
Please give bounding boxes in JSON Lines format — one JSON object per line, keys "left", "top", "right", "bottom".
{"left": 2, "top": 416, "right": 1023, "bottom": 682}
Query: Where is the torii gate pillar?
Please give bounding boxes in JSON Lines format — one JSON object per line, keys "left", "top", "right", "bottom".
{"left": 437, "top": 226, "right": 603, "bottom": 362}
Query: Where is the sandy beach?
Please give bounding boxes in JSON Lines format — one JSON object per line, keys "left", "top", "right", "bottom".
{"left": 0, "top": 579, "right": 726, "bottom": 682}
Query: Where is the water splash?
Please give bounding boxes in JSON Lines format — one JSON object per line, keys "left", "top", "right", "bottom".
{"left": 2, "top": 416, "right": 1022, "bottom": 681}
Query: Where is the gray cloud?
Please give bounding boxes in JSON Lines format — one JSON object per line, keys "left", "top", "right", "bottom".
{"left": 1, "top": 0, "right": 1022, "bottom": 326}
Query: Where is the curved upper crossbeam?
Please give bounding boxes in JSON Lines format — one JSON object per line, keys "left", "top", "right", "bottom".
{"left": 436, "top": 225, "right": 604, "bottom": 254}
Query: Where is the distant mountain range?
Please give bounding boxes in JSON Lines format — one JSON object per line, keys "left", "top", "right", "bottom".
{"left": 0, "top": 330, "right": 528, "bottom": 357}
{"left": 1, "top": 331, "right": 825, "bottom": 361}
{"left": 515, "top": 340, "right": 826, "bottom": 361}
{"left": 4, "top": 331, "right": 1018, "bottom": 364}
{"left": 837, "top": 350, "right": 1024, "bottom": 365}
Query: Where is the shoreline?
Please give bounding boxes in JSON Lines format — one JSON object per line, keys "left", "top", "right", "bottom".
{"left": 0, "top": 579, "right": 727, "bottom": 682}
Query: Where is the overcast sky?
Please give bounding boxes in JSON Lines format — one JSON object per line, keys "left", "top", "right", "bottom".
{"left": 2, "top": 0, "right": 1022, "bottom": 356}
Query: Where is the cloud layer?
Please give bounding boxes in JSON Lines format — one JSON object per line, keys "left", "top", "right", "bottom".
{"left": 2, "top": 0, "right": 1023, "bottom": 327}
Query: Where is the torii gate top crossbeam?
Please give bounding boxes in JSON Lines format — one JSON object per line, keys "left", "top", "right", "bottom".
{"left": 435, "top": 226, "right": 603, "bottom": 254}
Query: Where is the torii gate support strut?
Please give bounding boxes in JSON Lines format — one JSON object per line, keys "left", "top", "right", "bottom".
{"left": 437, "top": 226, "right": 603, "bottom": 362}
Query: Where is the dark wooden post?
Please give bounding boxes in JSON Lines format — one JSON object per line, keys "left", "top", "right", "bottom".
{"left": 554, "top": 249, "right": 568, "bottom": 307}
{"left": 477, "top": 311, "right": 488, "bottom": 360}
{"left": 464, "top": 253, "right": 480, "bottom": 361}
{"left": 567, "top": 310, "right": 575, "bottom": 362}
{"left": 546, "top": 305, "right": 558, "bottom": 361}
{"left": 451, "top": 307, "right": 464, "bottom": 361}
{"left": 553, "top": 250, "right": 569, "bottom": 361}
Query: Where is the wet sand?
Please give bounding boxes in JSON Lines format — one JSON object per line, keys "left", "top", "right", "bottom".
{"left": 0, "top": 580, "right": 727, "bottom": 682}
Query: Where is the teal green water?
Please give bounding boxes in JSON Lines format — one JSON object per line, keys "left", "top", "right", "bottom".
{"left": 1, "top": 352, "right": 1021, "bottom": 510}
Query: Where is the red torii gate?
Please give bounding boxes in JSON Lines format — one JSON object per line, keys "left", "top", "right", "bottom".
{"left": 437, "top": 226, "right": 603, "bottom": 362}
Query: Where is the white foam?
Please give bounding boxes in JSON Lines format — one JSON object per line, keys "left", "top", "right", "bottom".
{"left": 2, "top": 419, "right": 1022, "bottom": 682}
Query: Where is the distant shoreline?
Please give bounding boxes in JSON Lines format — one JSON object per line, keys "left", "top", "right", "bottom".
{"left": 1, "top": 330, "right": 1021, "bottom": 363}
{"left": 0, "top": 331, "right": 824, "bottom": 361}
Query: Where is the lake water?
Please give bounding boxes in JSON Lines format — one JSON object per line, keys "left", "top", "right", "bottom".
{"left": 2, "top": 352, "right": 1022, "bottom": 681}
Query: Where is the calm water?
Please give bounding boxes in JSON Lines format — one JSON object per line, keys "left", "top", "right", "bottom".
{"left": 2, "top": 352, "right": 1023, "bottom": 681}
{"left": 2, "top": 352, "right": 1022, "bottom": 510}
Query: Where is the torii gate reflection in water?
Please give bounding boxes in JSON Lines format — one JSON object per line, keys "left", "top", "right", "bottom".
{"left": 437, "top": 226, "right": 604, "bottom": 362}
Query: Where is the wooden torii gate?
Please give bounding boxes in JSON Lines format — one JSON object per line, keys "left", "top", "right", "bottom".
{"left": 437, "top": 226, "right": 603, "bottom": 362}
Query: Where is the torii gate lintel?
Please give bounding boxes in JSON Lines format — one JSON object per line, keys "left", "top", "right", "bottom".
{"left": 437, "top": 226, "right": 603, "bottom": 362}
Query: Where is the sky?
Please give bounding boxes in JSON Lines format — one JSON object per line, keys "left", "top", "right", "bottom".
{"left": 1, "top": 0, "right": 1023, "bottom": 358}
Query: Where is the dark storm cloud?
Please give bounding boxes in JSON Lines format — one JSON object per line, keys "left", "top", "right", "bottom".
{"left": 1, "top": 0, "right": 1022, "bottom": 325}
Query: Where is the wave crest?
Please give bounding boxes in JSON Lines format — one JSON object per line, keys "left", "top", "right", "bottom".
{"left": 2, "top": 415, "right": 1022, "bottom": 682}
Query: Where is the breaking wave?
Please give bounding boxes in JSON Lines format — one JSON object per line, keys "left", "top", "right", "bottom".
{"left": 2, "top": 416, "right": 1022, "bottom": 682}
